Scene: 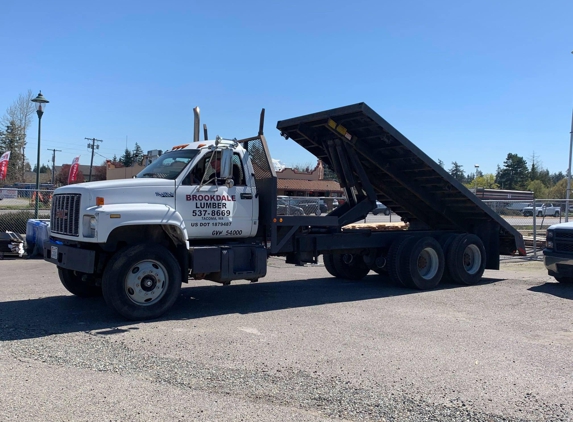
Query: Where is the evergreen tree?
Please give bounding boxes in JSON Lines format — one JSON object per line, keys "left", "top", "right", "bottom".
{"left": 132, "top": 143, "right": 144, "bottom": 165}
{"left": 550, "top": 171, "right": 565, "bottom": 186}
{"left": 495, "top": 153, "right": 529, "bottom": 190}
{"left": 448, "top": 161, "right": 465, "bottom": 182}
{"left": 119, "top": 148, "right": 133, "bottom": 167}
{"left": 0, "top": 121, "right": 25, "bottom": 183}
{"left": 323, "top": 164, "right": 338, "bottom": 182}
{"left": 32, "top": 164, "right": 50, "bottom": 173}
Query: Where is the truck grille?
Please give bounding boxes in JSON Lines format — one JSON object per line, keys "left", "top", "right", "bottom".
{"left": 51, "top": 194, "right": 81, "bottom": 236}
{"left": 554, "top": 230, "right": 573, "bottom": 253}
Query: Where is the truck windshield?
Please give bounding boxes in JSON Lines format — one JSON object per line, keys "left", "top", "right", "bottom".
{"left": 136, "top": 150, "right": 200, "bottom": 180}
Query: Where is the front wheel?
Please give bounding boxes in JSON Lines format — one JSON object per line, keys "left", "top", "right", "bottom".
{"left": 102, "top": 243, "right": 182, "bottom": 320}
{"left": 58, "top": 267, "right": 102, "bottom": 297}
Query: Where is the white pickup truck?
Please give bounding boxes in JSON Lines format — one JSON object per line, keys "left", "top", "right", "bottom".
{"left": 522, "top": 203, "right": 561, "bottom": 217}
{"left": 544, "top": 222, "right": 573, "bottom": 283}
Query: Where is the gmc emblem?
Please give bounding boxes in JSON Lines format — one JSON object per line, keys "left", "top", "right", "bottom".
{"left": 55, "top": 209, "right": 68, "bottom": 219}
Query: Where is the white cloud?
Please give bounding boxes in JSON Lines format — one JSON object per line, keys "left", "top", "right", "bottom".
{"left": 272, "top": 158, "right": 286, "bottom": 171}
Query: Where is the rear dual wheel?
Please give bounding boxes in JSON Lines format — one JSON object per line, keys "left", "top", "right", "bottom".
{"left": 445, "top": 234, "right": 486, "bottom": 285}
{"left": 388, "top": 237, "right": 445, "bottom": 290}
{"left": 388, "top": 234, "right": 486, "bottom": 289}
{"left": 323, "top": 253, "right": 370, "bottom": 280}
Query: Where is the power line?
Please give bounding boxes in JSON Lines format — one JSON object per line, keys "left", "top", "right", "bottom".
{"left": 85, "top": 137, "right": 103, "bottom": 182}
{"left": 47, "top": 148, "right": 62, "bottom": 184}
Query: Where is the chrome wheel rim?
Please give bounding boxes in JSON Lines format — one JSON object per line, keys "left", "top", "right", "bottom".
{"left": 418, "top": 247, "right": 439, "bottom": 280}
{"left": 125, "top": 260, "right": 168, "bottom": 306}
{"left": 463, "top": 245, "right": 481, "bottom": 274}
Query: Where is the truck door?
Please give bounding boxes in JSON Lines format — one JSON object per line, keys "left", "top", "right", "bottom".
{"left": 176, "top": 151, "right": 255, "bottom": 239}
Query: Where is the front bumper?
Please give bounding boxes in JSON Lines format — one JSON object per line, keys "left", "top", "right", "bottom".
{"left": 543, "top": 249, "right": 573, "bottom": 278}
{"left": 43, "top": 241, "right": 96, "bottom": 274}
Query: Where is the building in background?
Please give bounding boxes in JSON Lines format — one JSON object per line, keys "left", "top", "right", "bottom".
{"left": 276, "top": 160, "right": 342, "bottom": 198}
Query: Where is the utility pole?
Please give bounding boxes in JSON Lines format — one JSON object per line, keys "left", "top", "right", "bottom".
{"left": 47, "top": 148, "right": 61, "bottom": 185}
{"left": 85, "top": 137, "right": 103, "bottom": 182}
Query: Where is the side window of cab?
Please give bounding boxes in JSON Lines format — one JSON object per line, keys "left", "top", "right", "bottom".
{"left": 182, "top": 154, "right": 210, "bottom": 186}
{"left": 232, "top": 153, "right": 245, "bottom": 186}
{"left": 182, "top": 151, "right": 245, "bottom": 186}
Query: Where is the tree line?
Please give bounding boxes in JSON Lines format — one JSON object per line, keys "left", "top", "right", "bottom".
{"left": 440, "top": 153, "right": 567, "bottom": 199}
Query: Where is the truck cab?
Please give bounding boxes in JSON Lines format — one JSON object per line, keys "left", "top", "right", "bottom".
{"left": 49, "top": 138, "right": 259, "bottom": 247}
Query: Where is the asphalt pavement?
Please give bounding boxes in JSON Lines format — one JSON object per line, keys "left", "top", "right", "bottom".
{"left": 0, "top": 256, "right": 572, "bottom": 421}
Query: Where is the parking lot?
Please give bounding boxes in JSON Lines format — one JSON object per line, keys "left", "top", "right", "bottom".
{"left": 0, "top": 256, "right": 571, "bottom": 421}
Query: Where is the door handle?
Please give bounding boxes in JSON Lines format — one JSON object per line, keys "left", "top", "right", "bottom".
{"left": 241, "top": 193, "right": 253, "bottom": 199}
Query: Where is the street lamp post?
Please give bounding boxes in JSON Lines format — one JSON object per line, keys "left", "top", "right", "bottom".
{"left": 31, "top": 91, "right": 49, "bottom": 219}
{"left": 565, "top": 51, "right": 573, "bottom": 222}
{"left": 566, "top": 108, "right": 573, "bottom": 222}
{"left": 474, "top": 164, "right": 479, "bottom": 193}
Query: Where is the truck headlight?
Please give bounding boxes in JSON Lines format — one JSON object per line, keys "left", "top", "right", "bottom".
{"left": 83, "top": 215, "right": 97, "bottom": 238}
{"left": 546, "top": 230, "right": 554, "bottom": 249}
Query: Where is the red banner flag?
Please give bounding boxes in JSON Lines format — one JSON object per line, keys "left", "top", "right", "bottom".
{"left": 68, "top": 156, "right": 80, "bottom": 184}
{"left": 0, "top": 151, "right": 10, "bottom": 180}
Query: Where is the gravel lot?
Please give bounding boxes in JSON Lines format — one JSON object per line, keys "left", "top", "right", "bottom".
{"left": 0, "top": 256, "right": 572, "bottom": 421}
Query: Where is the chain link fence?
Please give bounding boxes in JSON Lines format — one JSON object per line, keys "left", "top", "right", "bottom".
{"left": 1, "top": 188, "right": 568, "bottom": 259}
{"left": 0, "top": 189, "right": 53, "bottom": 235}
{"left": 481, "top": 199, "right": 570, "bottom": 258}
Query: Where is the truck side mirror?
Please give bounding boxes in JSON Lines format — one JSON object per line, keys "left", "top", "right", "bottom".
{"left": 219, "top": 149, "right": 233, "bottom": 180}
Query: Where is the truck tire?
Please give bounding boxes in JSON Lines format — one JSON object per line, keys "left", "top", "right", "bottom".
{"left": 445, "top": 234, "right": 486, "bottom": 285}
{"left": 323, "top": 253, "right": 369, "bottom": 280}
{"left": 387, "top": 236, "right": 415, "bottom": 287}
{"left": 537, "top": 211, "right": 543, "bottom": 217}
{"left": 323, "top": 253, "right": 340, "bottom": 277}
{"left": 58, "top": 267, "right": 102, "bottom": 297}
{"left": 384, "top": 209, "right": 390, "bottom": 216}
{"left": 554, "top": 276, "right": 573, "bottom": 284}
{"left": 401, "top": 237, "right": 445, "bottom": 290}
{"left": 554, "top": 211, "right": 560, "bottom": 217}
{"left": 102, "top": 243, "right": 182, "bottom": 320}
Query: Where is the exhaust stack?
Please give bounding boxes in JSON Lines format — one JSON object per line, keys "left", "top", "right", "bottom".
{"left": 193, "top": 106, "right": 200, "bottom": 142}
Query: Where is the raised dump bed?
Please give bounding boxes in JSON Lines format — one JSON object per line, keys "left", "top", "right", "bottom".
{"left": 276, "top": 102, "right": 525, "bottom": 257}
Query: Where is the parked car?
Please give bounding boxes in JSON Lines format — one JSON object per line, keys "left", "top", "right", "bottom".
{"left": 372, "top": 201, "right": 390, "bottom": 215}
{"left": 277, "top": 199, "right": 305, "bottom": 216}
{"left": 318, "top": 197, "right": 339, "bottom": 212}
{"left": 292, "top": 198, "right": 322, "bottom": 215}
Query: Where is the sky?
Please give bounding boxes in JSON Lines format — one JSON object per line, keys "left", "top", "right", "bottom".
{"left": 1, "top": 0, "right": 572, "bottom": 178}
